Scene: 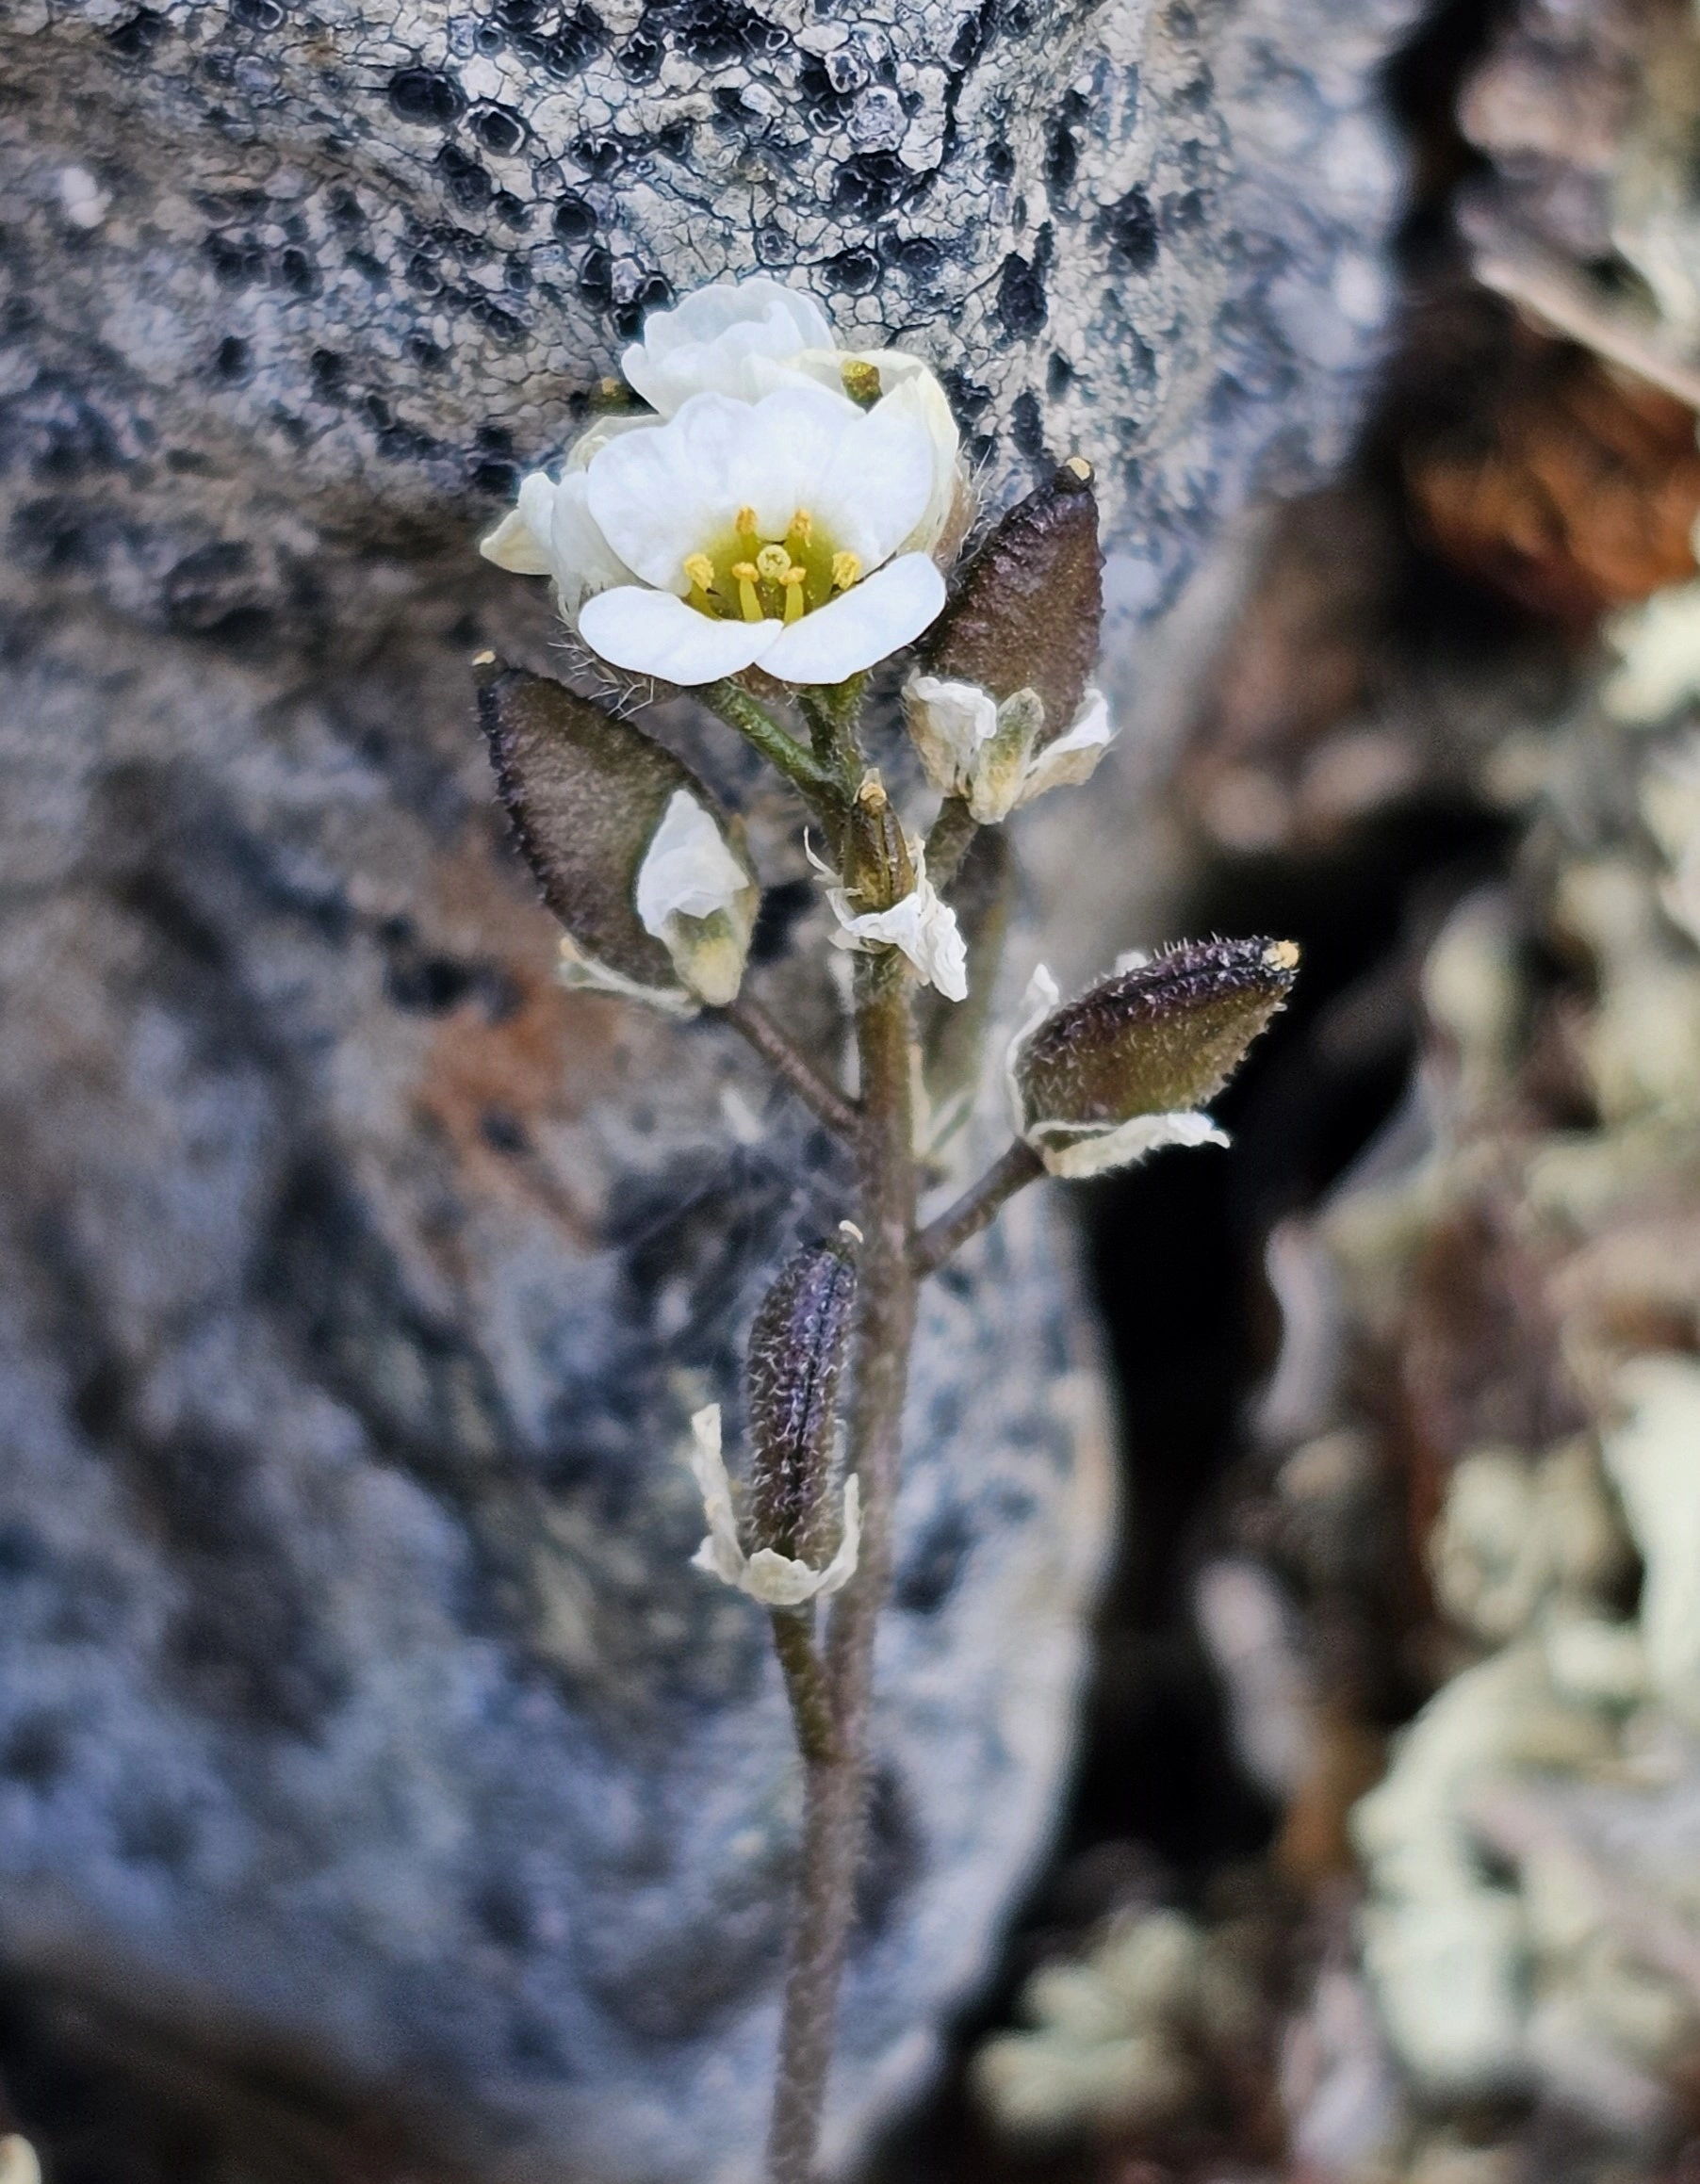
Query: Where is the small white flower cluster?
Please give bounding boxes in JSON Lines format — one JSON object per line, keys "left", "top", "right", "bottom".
{"left": 687, "top": 1404, "right": 861, "bottom": 1606}
{"left": 1005, "top": 965, "right": 1232, "bottom": 1179}
{"left": 904, "top": 676, "right": 1115, "bottom": 823}
{"left": 482, "top": 281, "right": 965, "bottom": 689}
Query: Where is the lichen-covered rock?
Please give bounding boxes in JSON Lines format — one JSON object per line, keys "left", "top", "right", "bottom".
{"left": 0, "top": 0, "right": 1418, "bottom": 2173}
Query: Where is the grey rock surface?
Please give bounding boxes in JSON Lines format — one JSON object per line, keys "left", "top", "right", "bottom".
{"left": 0, "top": 0, "right": 1418, "bottom": 2174}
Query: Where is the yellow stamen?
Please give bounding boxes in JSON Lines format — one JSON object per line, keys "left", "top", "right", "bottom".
{"left": 734, "top": 506, "right": 758, "bottom": 539}
{"left": 789, "top": 509, "right": 813, "bottom": 545}
{"left": 780, "top": 567, "right": 807, "bottom": 622}
{"left": 830, "top": 551, "right": 861, "bottom": 593}
{"left": 732, "top": 562, "right": 763, "bottom": 622}
{"left": 755, "top": 544, "right": 791, "bottom": 581}
{"left": 683, "top": 552, "right": 715, "bottom": 592}
{"left": 841, "top": 359, "right": 882, "bottom": 407}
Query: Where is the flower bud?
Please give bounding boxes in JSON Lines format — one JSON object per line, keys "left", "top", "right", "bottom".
{"left": 1012, "top": 938, "right": 1300, "bottom": 1178}
{"left": 924, "top": 458, "right": 1103, "bottom": 736}
{"left": 745, "top": 1224, "right": 859, "bottom": 1565}
{"left": 477, "top": 658, "right": 758, "bottom": 1010}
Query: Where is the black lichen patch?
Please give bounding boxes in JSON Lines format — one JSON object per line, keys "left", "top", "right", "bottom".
{"left": 1011, "top": 386, "right": 1044, "bottom": 457}
{"left": 828, "top": 151, "right": 913, "bottom": 220}
{"left": 439, "top": 143, "right": 495, "bottom": 210}
{"left": 1098, "top": 183, "right": 1158, "bottom": 271}
{"left": 387, "top": 66, "right": 466, "bottom": 128}
{"left": 822, "top": 246, "right": 879, "bottom": 294}
{"left": 996, "top": 248, "right": 1047, "bottom": 338}
{"left": 214, "top": 334, "right": 253, "bottom": 383}
{"left": 551, "top": 189, "right": 596, "bottom": 241}
{"left": 106, "top": 8, "right": 169, "bottom": 62}
{"left": 469, "top": 103, "right": 528, "bottom": 156}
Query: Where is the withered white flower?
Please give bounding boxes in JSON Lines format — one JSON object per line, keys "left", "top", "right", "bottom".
{"left": 688, "top": 1404, "right": 861, "bottom": 1606}
{"left": 634, "top": 788, "right": 760, "bottom": 1007}
{"left": 816, "top": 838, "right": 969, "bottom": 1002}
{"left": 481, "top": 279, "right": 965, "bottom": 688}
{"left": 1005, "top": 966, "right": 1230, "bottom": 1179}
{"left": 905, "top": 674, "right": 1115, "bottom": 823}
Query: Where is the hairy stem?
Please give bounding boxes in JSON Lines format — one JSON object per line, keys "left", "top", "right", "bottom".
{"left": 910, "top": 1139, "right": 1044, "bottom": 1277}
{"left": 766, "top": 951, "right": 916, "bottom": 2184}
{"left": 702, "top": 678, "right": 836, "bottom": 807}
{"left": 720, "top": 994, "right": 860, "bottom": 1141}
{"left": 798, "top": 676, "right": 868, "bottom": 799}
{"left": 769, "top": 1609, "right": 839, "bottom": 1768}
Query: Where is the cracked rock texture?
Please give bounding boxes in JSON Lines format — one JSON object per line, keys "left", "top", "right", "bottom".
{"left": 0, "top": 0, "right": 1417, "bottom": 2174}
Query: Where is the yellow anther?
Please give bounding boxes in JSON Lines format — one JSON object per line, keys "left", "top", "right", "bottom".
{"left": 842, "top": 359, "right": 882, "bottom": 407}
{"left": 734, "top": 506, "right": 758, "bottom": 537}
{"left": 732, "top": 562, "right": 763, "bottom": 621}
{"left": 755, "top": 544, "right": 792, "bottom": 581}
{"left": 779, "top": 566, "right": 807, "bottom": 622}
{"left": 789, "top": 509, "right": 813, "bottom": 544}
{"left": 1062, "top": 454, "right": 1093, "bottom": 482}
{"left": 830, "top": 551, "right": 861, "bottom": 592}
{"left": 683, "top": 552, "right": 715, "bottom": 592}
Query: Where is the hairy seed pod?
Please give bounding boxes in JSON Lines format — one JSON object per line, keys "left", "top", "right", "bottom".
{"left": 745, "top": 1226, "right": 860, "bottom": 1564}
{"left": 924, "top": 458, "right": 1103, "bottom": 738}
{"left": 1017, "top": 937, "right": 1300, "bottom": 1131}
{"left": 476, "top": 657, "right": 756, "bottom": 1003}
{"left": 839, "top": 773, "right": 915, "bottom": 915}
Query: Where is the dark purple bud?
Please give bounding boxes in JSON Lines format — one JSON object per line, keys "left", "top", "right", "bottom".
{"left": 925, "top": 458, "right": 1103, "bottom": 738}
{"left": 1017, "top": 937, "right": 1300, "bottom": 1131}
{"left": 745, "top": 1225, "right": 860, "bottom": 1563}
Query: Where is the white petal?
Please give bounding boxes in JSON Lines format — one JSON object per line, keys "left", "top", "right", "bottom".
{"left": 827, "top": 864, "right": 968, "bottom": 1002}
{"left": 802, "top": 394, "right": 938, "bottom": 568}
{"left": 578, "top": 587, "right": 779, "bottom": 684}
{"left": 903, "top": 674, "right": 999, "bottom": 794}
{"left": 1016, "top": 686, "right": 1116, "bottom": 806}
{"left": 733, "top": 1477, "right": 862, "bottom": 1605}
{"left": 622, "top": 281, "right": 836, "bottom": 413}
{"left": 548, "top": 470, "right": 634, "bottom": 612}
{"left": 1029, "top": 1108, "right": 1231, "bottom": 1179}
{"left": 564, "top": 412, "right": 659, "bottom": 473}
{"left": 587, "top": 393, "right": 764, "bottom": 586}
{"left": 635, "top": 790, "right": 751, "bottom": 934}
{"left": 864, "top": 361, "right": 962, "bottom": 555}
{"left": 555, "top": 934, "right": 696, "bottom": 1017}
{"left": 760, "top": 554, "right": 945, "bottom": 685}
{"left": 480, "top": 469, "right": 557, "bottom": 574}
{"left": 687, "top": 1405, "right": 750, "bottom": 1587}
{"left": 1004, "top": 963, "right": 1062, "bottom": 1131}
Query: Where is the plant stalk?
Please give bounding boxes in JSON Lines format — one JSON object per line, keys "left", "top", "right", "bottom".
{"left": 765, "top": 950, "right": 917, "bottom": 2184}
{"left": 910, "top": 1139, "right": 1044, "bottom": 1277}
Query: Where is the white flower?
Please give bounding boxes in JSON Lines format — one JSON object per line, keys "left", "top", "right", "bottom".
{"left": 1004, "top": 966, "right": 1230, "bottom": 1178}
{"left": 479, "top": 279, "right": 966, "bottom": 687}
{"left": 819, "top": 837, "right": 969, "bottom": 1001}
{"left": 620, "top": 278, "right": 835, "bottom": 415}
{"left": 633, "top": 788, "right": 760, "bottom": 1007}
{"left": 687, "top": 1404, "right": 861, "bottom": 1606}
{"left": 904, "top": 676, "right": 1115, "bottom": 822}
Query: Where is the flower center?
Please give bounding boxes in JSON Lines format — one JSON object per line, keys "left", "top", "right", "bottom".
{"left": 682, "top": 507, "right": 861, "bottom": 627}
